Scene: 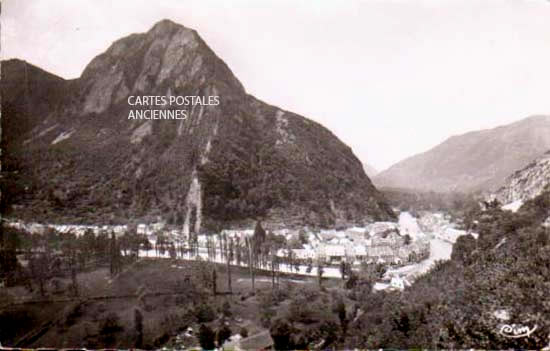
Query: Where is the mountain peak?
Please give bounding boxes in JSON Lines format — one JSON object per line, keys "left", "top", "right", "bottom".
{"left": 77, "top": 18, "right": 245, "bottom": 114}
{"left": 3, "top": 19, "right": 394, "bottom": 227}
{"left": 148, "top": 18, "right": 192, "bottom": 38}
{"left": 151, "top": 18, "right": 181, "bottom": 29}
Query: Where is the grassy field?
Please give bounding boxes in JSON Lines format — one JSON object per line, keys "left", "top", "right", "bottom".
{"left": 1, "top": 258, "right": 346, "bottom": 349}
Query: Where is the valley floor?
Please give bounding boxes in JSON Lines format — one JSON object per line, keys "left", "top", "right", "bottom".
{"left": 0, "top": 259, "right": 343, "bottom": 349}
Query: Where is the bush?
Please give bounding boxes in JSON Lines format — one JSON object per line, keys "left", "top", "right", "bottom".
{"left": 198, "top": 324, "right": 216, "bottom": 350}
{"left": 195, "top": 302, "right": 216, "bottom": 323}
{"left": 270, "top": 318, "right": 293, "bottom": 350}
{"left": 216, "top": 324, "right": 232, "bottom": 347}
{"left": 288, "top": 298, "right": 316, "bottom": 324}
{"left": 221, "top": 300, "right": 232, "bottom": 318}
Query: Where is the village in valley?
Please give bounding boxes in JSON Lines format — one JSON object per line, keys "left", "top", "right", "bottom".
{"left": 5, "top": 209, "right": 477, "bottom": 292}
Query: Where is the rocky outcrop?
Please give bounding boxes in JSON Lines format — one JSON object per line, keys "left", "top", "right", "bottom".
{"left": 1, "top": 19, "right": 394, "bottom": 230}
{"left": 492, "top": 150, "right": 550, "bottom": 205}
{"left": 374, "top": 115, "right": 550, "bottom": 193}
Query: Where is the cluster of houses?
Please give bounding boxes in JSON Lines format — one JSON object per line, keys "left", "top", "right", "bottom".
{"left": 6, "top": 215, "right": 431, "bottom": 268}
{"left": 417, "top": 212, "right": 478, "bottom": 244}
{"left": 272, "top": 222, "right": 430, "bottom": 267}
{"left": 5, "top": 221, "right": 129, "bottom": 237}
{"left": 5, "top": 220, "right": 170, "bottom": 238}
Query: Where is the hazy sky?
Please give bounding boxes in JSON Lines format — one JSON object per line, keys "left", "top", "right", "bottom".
{"left": 3, "top": 0, "right": 550, "bottom": 170}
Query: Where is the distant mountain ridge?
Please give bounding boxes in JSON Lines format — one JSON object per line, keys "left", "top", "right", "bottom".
{"left": 1, "top": 19, "right": 394, "bottom": 231}
{"left": 374, "top": 115, "right": 550, "bottom": 193}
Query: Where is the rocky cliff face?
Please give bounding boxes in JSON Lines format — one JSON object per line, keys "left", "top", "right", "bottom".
{"left": 1, "top": 19, "right": 394, "bottom": 231}
{"left": 374, "top": 115, "right": 550, "bottom": 193}
{"left": 492, "top": 150, "right": 550, "bottom": 205}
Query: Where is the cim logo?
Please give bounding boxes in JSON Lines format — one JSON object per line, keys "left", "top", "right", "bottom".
{"left": 499, "top": 323, "right": 538, "bottom": 338}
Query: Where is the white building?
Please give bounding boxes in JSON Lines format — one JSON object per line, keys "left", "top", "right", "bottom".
{"left": 389, "top": 275, "right": 411, "bottom": 291}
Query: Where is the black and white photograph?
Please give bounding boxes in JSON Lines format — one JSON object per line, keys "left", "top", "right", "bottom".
{"left": 1, "top": 0, "right": 550, "bottom": 349}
